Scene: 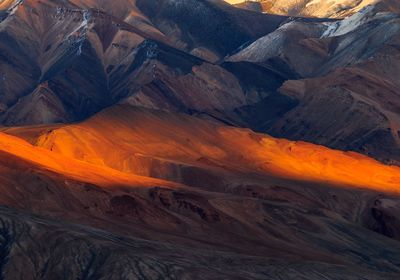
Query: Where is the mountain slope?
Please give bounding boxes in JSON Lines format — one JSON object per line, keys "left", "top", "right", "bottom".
{"left": 0, "top": 206, "right": 399, "bottom": 280}
{"left": 227, "top": 0, "right": 377, "bottom": 18}
{"left": 20, "top": 105, "right": 399, "bottom": 192}
{"left": 1, "top": 106, "right": 400, "bottom": 278}
{"left": 227, "top": 2, "right": 400, "bottom": 164}
{"left": 0, "top": 0, "right": 289, "bottom": 127}
{"left": 1, "top": 1, "right": 400, "bottom": 278}
{"left": 2, "top": 0, "right": 399, "bottom": 165}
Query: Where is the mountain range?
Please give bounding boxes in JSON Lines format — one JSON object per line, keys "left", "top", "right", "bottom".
{"left": 0, "top": 0, "right": 400, "bottom": 279}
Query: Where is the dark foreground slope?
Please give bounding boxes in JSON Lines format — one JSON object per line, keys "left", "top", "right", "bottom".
{"left": 1, "top": 205, "right": 400, "bottom": 280}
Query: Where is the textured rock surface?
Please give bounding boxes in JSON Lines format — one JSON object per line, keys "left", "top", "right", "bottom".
{"left": 1, "top": 107, "right": 400, "bottom": 279}
{"left": 1, "top": 0, "right": 399, "bottom": 164}
{"left": 227, "top": 2, "right": 400, "bottom": 164}
{"left": 0, "top": 206, "right": 399, "bottom": 280}
{"left": 1, "top": 1, "right": 400, "bottom": 278}
{"left": 0, "top": 0, "right": 288, "bottom": 127}
{"left": 227, "top": 0, "right": 377, "bottom": 18}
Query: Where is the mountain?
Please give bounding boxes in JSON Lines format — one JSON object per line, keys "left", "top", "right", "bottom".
{"left": 227, "top": 0, "right": 377, "bottom": 18}
{"left": 1, "top": 0, "right": 399, "bottom": 164}
{"left": 0, "top": 0, "right": 287, "bottom": 125}
{"left": 227, "top": 1, "right": 400, "bottom": 164}
{"left": 1, "top": 106, "right": 400, "bottom": 278}
{"left": 1, "top": 0, "right": 400, "bottom": 279}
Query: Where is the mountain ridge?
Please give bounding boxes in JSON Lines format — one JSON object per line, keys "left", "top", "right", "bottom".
{"left": 226, "top": 0, "right": 378, "bottom": 18}
{"left": 0, "top": 1, "right": 400, "bottom": 278}
{"left": 2, "top": 106, "right": 400, "bottom": 278}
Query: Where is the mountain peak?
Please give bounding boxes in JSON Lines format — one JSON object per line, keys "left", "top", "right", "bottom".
{"left": 227, "top": 0, "right": 379, "bottom": 18}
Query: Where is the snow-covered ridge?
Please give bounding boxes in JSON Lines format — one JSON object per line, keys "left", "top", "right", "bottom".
{"left": 227, "top": 0, "right": 399, "bottom": 66}
{"left": 321, "top": 4, "right": 397, "bottom": 37}
{"left": 227, "top": 20, "right": 324, "bottom": 63}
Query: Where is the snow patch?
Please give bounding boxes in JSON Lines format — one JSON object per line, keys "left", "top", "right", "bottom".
{"left": 321, "top": 5, "right": 374, "bottom": 37}
{"left": 77, "top": 10, "right": 91, "bottom": 56}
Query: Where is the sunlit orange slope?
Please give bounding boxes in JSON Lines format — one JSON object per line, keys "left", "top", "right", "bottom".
{"left": 0, "top": 130, "right": 179, "bottom": 189}
{"left": 225, "top": 0, "right": 378, "bottom": 18}
{"left": 8, "top": 105, "right": 399, "bottom": 194}
{"left": 2, "top": 104, "right": 400, "bottom": 278}
{"left": 0, "top": 0, "right": 17, "bottom": 10}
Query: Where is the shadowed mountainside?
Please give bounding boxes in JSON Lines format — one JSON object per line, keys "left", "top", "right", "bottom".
{"left": 1, "top": 0, "right": 400, "bottom": 164}
{"left": 227, "top": 1, "right": 400, "bottom": 164}
{"left": 0, "top": 205, "right": 399, "bottom": 280}
{"left": 0, "top": 0, "right": 289, "bottom": 128}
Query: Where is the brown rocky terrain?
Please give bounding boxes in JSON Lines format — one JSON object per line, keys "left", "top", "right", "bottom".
{"left": 0, "top": 0, "right": 400, "bottom": 279}
{"left": 1, "top": 106, "right": 400, "bottom": 278}
{"left": 0, "top": 0, "right": 289, "bottom": 126}
{"left": 228, "top": 1, "right": 400, "bottom": 164}
{"left": 226, "top": 0, "right": 377, "bottom": 18}
{"left": 1, "top": 0, "right": 399, "bottom": 164}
